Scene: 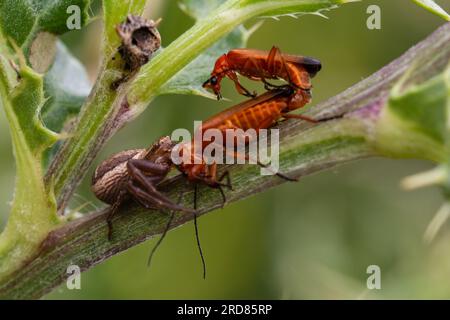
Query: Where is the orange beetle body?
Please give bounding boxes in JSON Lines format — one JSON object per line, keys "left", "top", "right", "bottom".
{"left": 200, "top": 87, "right": 311, "bottom": 133}
{"left": 176, "top": 87, "right": 312, "bottom": 190}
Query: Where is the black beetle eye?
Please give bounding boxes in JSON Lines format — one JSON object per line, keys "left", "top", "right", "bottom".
{"left": 210, "top": 76, "right": 218, "bottom": 85}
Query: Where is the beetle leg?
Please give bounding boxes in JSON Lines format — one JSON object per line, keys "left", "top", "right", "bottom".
{"left": 199, "top": 164, "right": 230, "bottom": 208}
{"left": 208, "top": 139, "right": 297, "bottom": 183}
{"left": 267, "top": 46, "right": 311, "bottom": 90}
{"left": 261, "top": 78, "right": 287, "bottom": 88}
{"left": 207, "top": 162, "right": 217, "bottom": 181}
{"left": 266, "top": 46, "right": 284, "bottom": 76}
{"left": 226, "top": 71, "right": 256, "bottom": 98}
{"left": 282, "top": 112, "right": 317, "bottom": 123}
{"left": 267, "top": 46, "right": 297, "bottom": 88}
{"left": 189, "top": 164, "right": 205, "bottom": 182}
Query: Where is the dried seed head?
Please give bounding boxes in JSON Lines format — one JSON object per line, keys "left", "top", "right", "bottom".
{"left": 116, "top": 14, "right": 161, "bottom": 71}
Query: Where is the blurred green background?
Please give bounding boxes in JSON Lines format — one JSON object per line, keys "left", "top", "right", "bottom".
{"left": 1, "top": 0, "right": 450, "bottom": 299}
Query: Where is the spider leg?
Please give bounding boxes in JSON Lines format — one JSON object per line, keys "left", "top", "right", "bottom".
{"left": 127, "top": 181, "right": 193, "bottom": 213}
{"left": 127, "top": 161, "right": 193, "bottom": 213}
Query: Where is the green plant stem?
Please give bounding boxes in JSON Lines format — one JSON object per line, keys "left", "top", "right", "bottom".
{"left": 0, "top": 114, "right": 373, "bottom": 299}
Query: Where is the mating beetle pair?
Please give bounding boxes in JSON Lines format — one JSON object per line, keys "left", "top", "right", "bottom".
{"left": 93, "top": 34, "right": 322, "bottom": 276}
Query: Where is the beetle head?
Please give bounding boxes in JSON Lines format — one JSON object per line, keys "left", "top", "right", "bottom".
{"left": 202, "top": 54, "right": 230, "bottom": 99}
{"left": 202, "top": 75, "right": 223, "bottom": 99}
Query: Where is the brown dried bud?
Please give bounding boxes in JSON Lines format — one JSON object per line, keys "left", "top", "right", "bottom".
{"left": 116, "top": 15, "right": 161, "bottom": 71}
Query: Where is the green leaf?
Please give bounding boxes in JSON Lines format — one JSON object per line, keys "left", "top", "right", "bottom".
{"left": 230, "top": 0, "right": 351, "bottom": 18}
{"left": 388, "top": 69, "right": 449, "bottom": 144}
{"left": 42, "top": 42, "right": 91, "bottom": 133}
{"left": 131, "top": 0, "right": 352, "bottom": 105}
{"left": 41, "top": 42, "right": 91, "bottom": 166}
{"left": 375, "top": 62, "right": 450, "bottom": 162}
{"left": 0, "top": 0, "right": 91, "bottom": 51}
{"left": 0, "top": 51, "right": 60, "bottom": 280}
{"left": 159, "top": 0, "right": 258, "bottom": 98}
{"left": 8, "top": 62, "right": 60, "bottom": 156}
{"left": 412, "top": 0, "right": 450, "bottom": 21}
{"left": 158, "top": 0, "right": 344, "bottom": 98}
{"left": 178, "top": 0, "right": 224, "bottom": 19}
{"left": 38, "top": 0, "right": 91, "bottom": 34}
{"left": 159, "top": 25, "right": 256, "bottom": 98}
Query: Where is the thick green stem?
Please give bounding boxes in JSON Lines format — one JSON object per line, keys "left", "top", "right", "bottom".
{"left": 0, "top": 112, "right": 373, "bottom": 299}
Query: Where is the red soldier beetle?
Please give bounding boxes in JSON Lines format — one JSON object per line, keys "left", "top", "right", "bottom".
{"left": 175, "top": 86, "right": 315, "bottom": 210}
{"left": 202, "top": 46, "right": 321, "bottom": 100}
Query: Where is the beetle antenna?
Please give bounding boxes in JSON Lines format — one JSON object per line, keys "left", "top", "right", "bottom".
{"left": 147, "top": 210, "right": 175, "bottom": 268}
{"left": 193, "top": 183, "right": 207, "bottom": 279}
{"left": 193, "top": 211, "right": 207, "bottom": 279}
{"left": 194, "top": 183, "right": 199, "bottom": 210}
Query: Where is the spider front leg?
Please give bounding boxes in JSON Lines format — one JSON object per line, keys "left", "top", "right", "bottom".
{"left": 127, "top": 159, "right": 194, "bottom": 213}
